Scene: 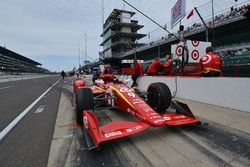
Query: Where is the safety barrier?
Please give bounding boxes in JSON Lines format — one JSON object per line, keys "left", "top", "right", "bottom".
{"left": 137, "top": 76, "right": 250, "bottom": 112}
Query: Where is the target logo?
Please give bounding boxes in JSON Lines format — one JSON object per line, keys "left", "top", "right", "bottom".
{"left": 175, "top": 45, "right": 183, "bottom": 56}
{"left": 191, "top": 50, "right": 199, "bottom": 60}
{"left": 192, "top": 40, "right": 199, "bottom": 47}
{"left": 201, "top": 54, "right": 212, "bottom": 64}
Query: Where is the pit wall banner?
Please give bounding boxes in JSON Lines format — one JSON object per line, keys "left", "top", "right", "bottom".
{"left": 171, "top": 0, "right": 186, "bottom": 28}
{"left": 171, "top": 40, "right": 211, "bottom": 63}
{"left": 122, "top": 60, "right": 144, "bottom": 64}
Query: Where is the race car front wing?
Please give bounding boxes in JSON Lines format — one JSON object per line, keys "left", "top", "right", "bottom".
{"left": 82, "top": 100, "right": 201, "bottom": 150}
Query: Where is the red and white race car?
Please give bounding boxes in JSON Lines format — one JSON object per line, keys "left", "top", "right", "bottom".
{"left": 73, "top": 74, "right": 201, "bottom": 150}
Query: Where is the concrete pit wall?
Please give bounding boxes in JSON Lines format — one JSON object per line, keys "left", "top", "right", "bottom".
{"left": 136, "top": 76, "right": 250, "bottom": 112}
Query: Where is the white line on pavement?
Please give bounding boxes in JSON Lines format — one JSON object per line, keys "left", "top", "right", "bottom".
{"left": 34, "top": 105, "right": 45, "bottom": 114}
{"left": 0, "top": 79, "right": 61, "bottom": 142}
{"left": 0, "top": 85, "right": 13, "bottom": 90}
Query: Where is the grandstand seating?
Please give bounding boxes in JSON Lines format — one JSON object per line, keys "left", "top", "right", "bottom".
{"left": 220, "top": 49, "right": 250, "bottom": 66}
{"left": 0, "top": 46, "right": 49, "bottom": 73}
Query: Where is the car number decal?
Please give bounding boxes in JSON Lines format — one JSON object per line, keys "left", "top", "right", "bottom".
{"left": 128, "top": 92, "right": 135, "bottom": 98}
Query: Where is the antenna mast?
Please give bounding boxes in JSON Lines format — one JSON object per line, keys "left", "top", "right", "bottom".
{"left": 78, "top": 44, "right": 80, "bottom": 67}
{"left": 84, "top": 32, "right": 87, "bottom": 61}
{"left": 102, "top": 0, "right": 104, "bottom": 25}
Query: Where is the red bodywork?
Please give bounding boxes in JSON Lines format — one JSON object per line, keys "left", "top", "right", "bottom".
{"left": 122, "top": 68, "right": 132, "bottom": 74}
{"left": 74, "top": 78, "right": 200, "bottom": 148}
{"left": 73, "top": 79, "right": 85, "bottom": 94}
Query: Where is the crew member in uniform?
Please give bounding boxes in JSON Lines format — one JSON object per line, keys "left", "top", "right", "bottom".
{"left": 147, "top": 58, "right": 163, "bottom": 75}
{"left": 163, "top": 55, "right": 172, "bottom": 74}
{"left": 199, "top": 46, "right": 222, "bottom": 77}
{"left": 131, "top": 60, "right": 144, "bottom": 87}
{"left": 101, "top": 64, "right": 113, "bottom": 82}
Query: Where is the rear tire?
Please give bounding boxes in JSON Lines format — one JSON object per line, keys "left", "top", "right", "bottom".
{"left": 76, "top": 88, "right": 94, "bottom": 125}
{"left": 147, "top": 82, "right": 172, "bottom": 114}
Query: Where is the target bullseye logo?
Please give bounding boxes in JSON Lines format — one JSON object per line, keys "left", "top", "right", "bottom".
{"left": 201, "top": 54, "right": 212, "bottom": 64}
{"left": 191, "top": 50, "right": 199, "bottom": 60}
{"left": 192, "top": 40, "right": 199, "bottom": 47}
{"left": 175, "top": 45, "right": 183, "bottom": 57}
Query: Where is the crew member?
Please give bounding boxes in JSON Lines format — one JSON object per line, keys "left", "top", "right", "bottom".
{"left": 199, "top": 46, "right": 222, "bottom": 77}
{"left": 61, "top": 70, "right": 66, "bottom": 80}
{"left": 92, "top": 67, "right": 101, "bottom": 83}
{"left": 102, "top": 64, "right": 111, "bottom": 75}
{"left": 131, "top": 60, "right": 144, "bottom": 87}
{"left": 101, "top": 64, "right": 113, "bottom": 82}
{"left": 163, "top": 55, "right": 172, "bottom": 74}
{"left": 147, "top": 58, "right": 163, "bottom": 75}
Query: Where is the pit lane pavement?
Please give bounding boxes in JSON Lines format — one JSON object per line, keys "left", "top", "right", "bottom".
{"left": 0, "top": 76, "right": 62, "bottom": 167}
{"left": 47, "top": 76, "right": 250, "bottom": 167}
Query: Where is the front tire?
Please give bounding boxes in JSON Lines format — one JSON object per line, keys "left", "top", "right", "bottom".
{"left": 147, "top": 82, "right": 172, "bottom": 114}
{"left": 76, "top": 88, "right": 94, "bottom": 125}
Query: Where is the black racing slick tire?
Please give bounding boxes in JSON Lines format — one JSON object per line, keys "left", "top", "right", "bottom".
{"left": 76, "top": 88, "right": 94, "bottom": 125}
{"left": 147, "top": 82, "right": 172, "bottom": 114}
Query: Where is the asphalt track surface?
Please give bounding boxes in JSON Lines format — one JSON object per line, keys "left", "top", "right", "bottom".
{"left": 0, "top": 76, "right": 62, "bottom": 167}
{"left": 1, "top": 76, "right": 250, "bottom": 167}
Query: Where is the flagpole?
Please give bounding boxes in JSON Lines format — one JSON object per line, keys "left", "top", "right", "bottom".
{"left": 212, "top": 0, "right": 215, "bottom": 27}
{"left": 194, "top": 7, "right": 209, "bottom": 42}
{"left": 179, "top": 20, "right": 183, "bottom": 41}
{"left": 78, "top": 44, "right": 80, "bottom": 67}
{"left": 122, "top": 0, "right": 180, "bottom": 40}
{"left": 102, "top": 0, "right": 104, "bottom": 26}
{"left": 211, "top": 0, "right": 215, "bottom": 45}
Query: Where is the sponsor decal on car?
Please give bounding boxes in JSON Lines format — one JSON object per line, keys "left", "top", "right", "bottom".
{"left": 126, "top": 125, "right": 143, "bottom": 133}
{"left": 174, "top": 115, "right": 186, "bottom": 119}
{"left": 84, "top": 116, "right": 88, "bottom": 129}
{"left": 154, "top": 119, "right": 165, "bottom": 123}
{"left": 132, "top": 99, "right": 144, "bottom": 104}
{"left": 150, "top": 116, "right": 161, "bottom": 119}
{"left": 150, "top": 113, "right": 158, "bottom": 116}
{"left": 128, "top": 92, "right": 135, "bottom": 98}
{"left": 127, "top": 108, "right": 131, "bottom": 113}
{"left": 104, "top": 131, "right": 122, "bottom": 138}
{"left": 119, "top": 87, "right": 132, "bottom": 93}
{"left": 105, "top": 89, "right": 115, "bottom": 107}
{"left": 163, "top": 117, "right": 171, "bottom": 121}
{"left": 109, "top": 86, "right": 136, "bottom": 110}
{"left": 143, "top": 108, "right": 153, "bottom": 112}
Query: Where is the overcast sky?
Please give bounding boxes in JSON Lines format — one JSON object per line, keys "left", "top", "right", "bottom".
{"left": 0, "top": 0, "right": 247, "bottom": 72}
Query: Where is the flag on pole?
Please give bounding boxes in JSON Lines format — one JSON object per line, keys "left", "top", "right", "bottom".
{"left": 187, "top": 9, "right": 194, "bottom": 19}
{"left": 171, "top": 0, "right": 186, "bottom": 28}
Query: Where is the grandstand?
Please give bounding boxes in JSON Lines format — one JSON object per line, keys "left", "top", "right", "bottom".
{"left": 121, "top": 2, "right": 250, "bottom": 77}
{"left": 0, "top": 46, "right": 50, "bottom": 74}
